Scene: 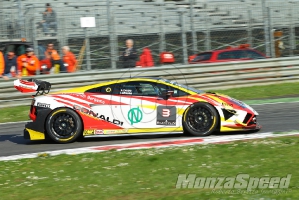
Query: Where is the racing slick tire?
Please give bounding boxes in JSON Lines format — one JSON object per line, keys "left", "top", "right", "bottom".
{"left": 183, "top": 102, "right": 219, "bottom": 136}
{"left": 45, "top": 108, "right": 83, "bottom": 143}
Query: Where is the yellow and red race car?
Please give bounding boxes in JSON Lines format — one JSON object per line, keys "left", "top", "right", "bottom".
{"left": 14, "top": 77, "right": 261, "bottom": 143}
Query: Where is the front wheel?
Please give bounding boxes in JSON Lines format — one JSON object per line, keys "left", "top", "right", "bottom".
{"left": 45, "top": 108, "right": 83, "bottom": 143}
{"left": 183, "top": 103, "right": 219, "bottom": 136}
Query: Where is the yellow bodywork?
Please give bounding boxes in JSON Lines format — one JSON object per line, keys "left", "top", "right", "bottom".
{"left": 26, "top": 128, "right": 45, "bottom": 140}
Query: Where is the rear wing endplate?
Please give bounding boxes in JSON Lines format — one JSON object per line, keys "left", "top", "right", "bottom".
{"left": 14, "top": 79, "right": 51, "bottom": 96}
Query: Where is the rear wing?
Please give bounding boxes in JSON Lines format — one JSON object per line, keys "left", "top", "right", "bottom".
{"left": 14, "top": 79, "right": 51, "bottom": 96}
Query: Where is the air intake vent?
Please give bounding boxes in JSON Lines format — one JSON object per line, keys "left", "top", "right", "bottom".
{"left": 243, "top": 113, "right": 252, "bottom": 124}
{"left": 222, "top": 109, "right": 235, "bottom": 120}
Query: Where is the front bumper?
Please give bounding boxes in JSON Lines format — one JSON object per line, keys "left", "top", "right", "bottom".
{"left": 220, "top": 109, "right": 261, "bottom": 132}
{"left": 221, "top": 118, "right": 261, "bottom": 132}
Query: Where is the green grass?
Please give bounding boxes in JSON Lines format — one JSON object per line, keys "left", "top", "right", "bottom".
{"left": 0, "top": 105, "right": 30, "bottom": 123}
{"left": 1, "top": 82, "right": 299, "bottom": 123}
{"left": 212, "top": 82, "right": 299, "bottom": 100}
{"left": 0, "top": 136, "right": 298, "bottom": 200}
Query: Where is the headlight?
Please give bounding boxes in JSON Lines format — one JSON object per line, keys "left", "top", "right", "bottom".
{"left": 243, "top": 103, "right": 259, "bottom": 115}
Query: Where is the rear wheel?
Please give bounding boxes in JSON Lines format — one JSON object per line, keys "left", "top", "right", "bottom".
{"left": 45, "top": 108, "right": 83, "bottom": 143}
{"left": 183, "top": 103, "right": 219, "bottom": 136}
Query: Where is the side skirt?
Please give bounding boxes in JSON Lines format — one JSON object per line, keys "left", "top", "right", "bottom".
{"left": 84, "top": 132, "right": 183, "bottom": 138}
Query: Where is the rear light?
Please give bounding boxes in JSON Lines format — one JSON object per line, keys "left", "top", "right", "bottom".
{"left": 29, "top": 99, "right": 37, "bottom": 121}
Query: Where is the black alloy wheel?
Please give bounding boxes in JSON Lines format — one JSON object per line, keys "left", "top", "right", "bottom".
{"left": 183, "top": 102, "right": 219, "bottom": 136}
{"left": 46, "top": 108, "right": 83, "bottom": 143}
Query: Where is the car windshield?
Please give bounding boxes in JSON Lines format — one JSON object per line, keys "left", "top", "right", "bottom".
{"left": 192, "top": 52, "right": 212, "bottom": 62}
{"left": 159, "top": 79, "right": 204, "bottom": 94}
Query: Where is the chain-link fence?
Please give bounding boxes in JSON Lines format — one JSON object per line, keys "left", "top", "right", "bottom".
{"left": 1, "top": 0, "right": 299, "bottom": 71}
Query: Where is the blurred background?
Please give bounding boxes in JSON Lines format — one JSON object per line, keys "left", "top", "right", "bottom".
{"left": 0, "top": 0, "right": 299, "bottom": 70}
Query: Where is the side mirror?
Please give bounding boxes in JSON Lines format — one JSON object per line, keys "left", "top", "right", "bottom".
{"left": 162, "top": 90, "right": 174, "bottom": 100}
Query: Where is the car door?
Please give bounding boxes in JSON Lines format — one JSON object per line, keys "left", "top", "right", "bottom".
{"left": 82, "top": 83, "right": 125, "bottom": 132}
{"left": 117, "top": 81, "right": 189, "bottom": 132}
{"left": 115, "top": 81, "right": 163, "bottom": 130}
{"left": 83, "top": 81, "right": 162, "bottom": 132}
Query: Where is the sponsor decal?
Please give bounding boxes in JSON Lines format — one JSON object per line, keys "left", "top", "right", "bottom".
{"left": 104, "top": 129, "right": 129, "bottom": 134}
{"left": 157, "top": 106, "right": 176, "bottom": 126}
{"left": 95, "top": 130, "right": 104, "bottom": 135}
{"left": 70, "top": 93, "right": 86, "bottom": 98}
{"left": 156, "top": 120, "right": 176, "bottom": 126}
{"left": 128, "top": 107, "right": 143, "bottom": 125}
{"left": 222, "top": 102, "right": 233, "bottom": 107}
{"left": 105, "top": 87, "right": 112, "bottom": 93}
{"left": 120, "top": 89, "right": 132, "bottom": 95}
{"left": 83, "top": 129, "right": 95, "bottom": 136}
{"left": 87, "top": 96, "right": 105, "bottom": 104}
{"left": 73, "top": 105, "right": 124, "bottom": 126}
{"left": 37, "top": 102, "right": 50, "bottom": 108}
{"left": 61, "top": 93, "right": 105, "bottom": 104}
{"left": 83, "top": 129, "right": 104, "bottom": 135}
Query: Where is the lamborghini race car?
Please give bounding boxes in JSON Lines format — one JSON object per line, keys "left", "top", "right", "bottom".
{"left": 14, "top": 77, "right": 261, "bottom": 143}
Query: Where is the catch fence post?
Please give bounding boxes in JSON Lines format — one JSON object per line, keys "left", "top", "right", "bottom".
{"left": 204, "top": 14, "right": 211, "bottom": 51}
{"left": 247, "top": 10, "right": 253, "bottom": 47}
{"left": 84, "top": 28, "right": 91, "bottom": 70}
{"left": 159, "top": 2, "right": 166, "bottom": 53}
{"left": 190, "top": 0, "right": 198, "bottom": 54}
{"left": 32, "top": 12, "right": 40, "bottom": 75}
{"left": 106, "top": 0, "right": 117, "bottom": 69}
{"left": 180, "top": 11, "right": 188, "bottom": 64}
{"left": 289, "top": 6, "right": 295, "bottom": 56}
{"left": 262, "top": 0, "right": 271, "bottom": 57}
{"left": 268, "top": 7, "right": 275, "bottom": 58}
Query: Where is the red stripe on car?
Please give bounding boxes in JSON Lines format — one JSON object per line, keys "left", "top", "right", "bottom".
{"left": 52, "top": 95, "right": 90, "bottom": 107}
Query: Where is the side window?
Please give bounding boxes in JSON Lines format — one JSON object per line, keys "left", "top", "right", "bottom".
{"left": 192, "top": 52, "right": 212, "bottom": 62}
{"left": 85, "top": 83, "right": 120, "bottom": 94}
{"left": 155, "top": 83, "right": 189, "bottom": 97}
{"left": 217, "top": 51, "right": 236, "bottom": 60}
{"left": 232, "top": 50, "right": 245, "bottom": 59}
{"left": 155, "top": 83, "right": 168, "bottom": 95}
{"left": 169, "top": 86, "right": 189, "bottom": 97}
{"left": 120, "top": 82, "right": 158, "bottom": 96}
{"left": 119, "top": 82, "right": 142, "bottom": 96}
{"left": 244, "top": 50, "right": 265, "bottom": 59}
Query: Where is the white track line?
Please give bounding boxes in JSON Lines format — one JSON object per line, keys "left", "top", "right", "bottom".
{"left": 0, "top": 121, "right": 30, "bottom": 125}
{"left": 0, "top": 132, "right": 298, "bottom": 161}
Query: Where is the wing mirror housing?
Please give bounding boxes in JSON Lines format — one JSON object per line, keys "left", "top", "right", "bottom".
{"left": 162, "top": 90, "right": 174, "bottom": 100}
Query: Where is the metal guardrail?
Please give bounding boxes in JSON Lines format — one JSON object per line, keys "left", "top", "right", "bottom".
{"left": 1, "top": 56, "right": 299, "bottom": 108}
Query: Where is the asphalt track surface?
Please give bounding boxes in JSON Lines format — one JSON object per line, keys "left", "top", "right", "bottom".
{"left": 0, "top": 102, "right": 298, "bottom": 157}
